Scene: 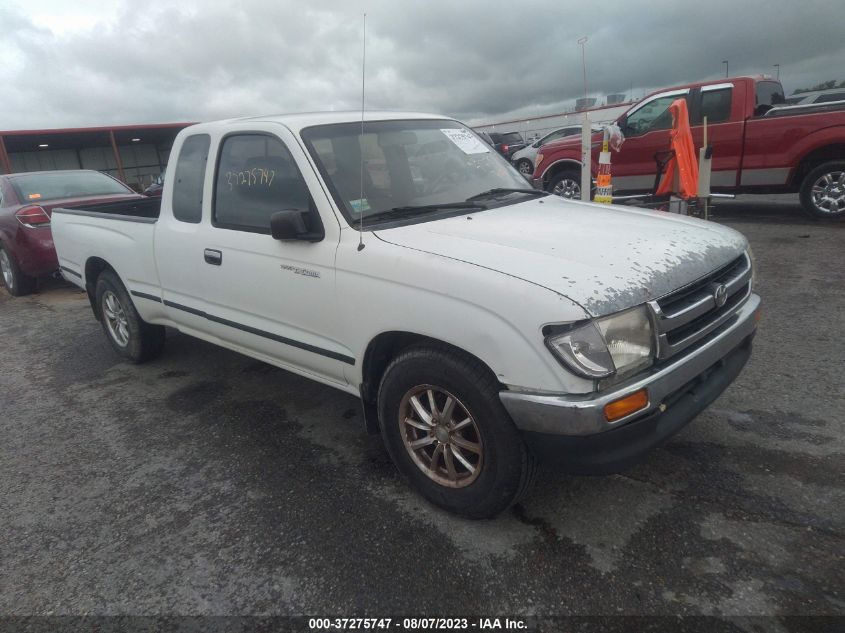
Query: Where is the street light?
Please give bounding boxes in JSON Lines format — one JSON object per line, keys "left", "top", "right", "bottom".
{"left": 773, "top": 63, "right": 780, "bottom": 80}
{"left": 722, "top": 60, "right": 729, "bottom": 78}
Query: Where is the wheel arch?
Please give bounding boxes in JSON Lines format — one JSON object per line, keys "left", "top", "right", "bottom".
{"left": 540, "top": 158, "right": 583, "bottom": 189}
{"left": 791, "top": 143, "right": 845, "bottom": 189}
{"left": 84, "top": 256, "right": 118, "bottom": 320}
{"left": 358, "top": 330, "right": 502, "bottom": 433}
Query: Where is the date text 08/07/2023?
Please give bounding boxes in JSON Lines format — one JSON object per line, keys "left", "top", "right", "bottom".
{"left": 308, "top": 617, "right": 530, "bottom": 630}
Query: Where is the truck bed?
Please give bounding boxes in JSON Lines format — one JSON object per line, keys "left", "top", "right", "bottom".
{"left": 55, "top": 197, "right": 161, "bottom": 222}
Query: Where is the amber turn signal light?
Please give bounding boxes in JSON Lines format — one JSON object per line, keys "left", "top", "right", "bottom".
{"left": 604, "top": 388, "right": 649, "bottom": 422}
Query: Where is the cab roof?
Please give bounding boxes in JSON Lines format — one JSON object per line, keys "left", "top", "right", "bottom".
{"left": 186, "top": 111, "right": 454, "bottom": 135}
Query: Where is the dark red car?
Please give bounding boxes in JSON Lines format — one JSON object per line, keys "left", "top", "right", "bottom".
{"left": 0, "top": 170, "right": 143, "bottom": 296}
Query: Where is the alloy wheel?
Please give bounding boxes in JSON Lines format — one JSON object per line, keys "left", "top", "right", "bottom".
{"left": 103, "top": 291, "right": 130, "bottom": 347}
{"left": 810, "top": 170, "right": 845, "bottom": 216}
{"left": 398, "top": 385, "right": 484, "bottom": 488}
{"left": 552, "top": 177, "right": 581, "bottom": 199}
{"left": 0, "top": 250, "right": 12, "bottom": 288}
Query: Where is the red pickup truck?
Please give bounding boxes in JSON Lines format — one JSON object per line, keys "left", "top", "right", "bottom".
{"left": 532, "top": 76, "right": 845, "bottom": 219}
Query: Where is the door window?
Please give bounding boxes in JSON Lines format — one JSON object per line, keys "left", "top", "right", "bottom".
{"left": 699, "top": 88, "right": 732, "bottom": 123}
{"left": 625, "top": 94, "right": 683, "bottom": 135}
{"left": 172, "top": 134, "right": 210, "bottom": 223}
{"left": 213, "top": 134, "right": 311, "bottom": 234}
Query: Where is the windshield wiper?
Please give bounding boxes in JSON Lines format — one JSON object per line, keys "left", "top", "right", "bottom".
{"left": 364, "top": 202, "right": 487, "bottom": 223}
{"left": 466, "top": 187, "right": 548, "bottom": 201}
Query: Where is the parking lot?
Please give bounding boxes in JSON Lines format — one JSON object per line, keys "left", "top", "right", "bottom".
{"left": 1, "top": 195, "right": 843, "bottom": 622}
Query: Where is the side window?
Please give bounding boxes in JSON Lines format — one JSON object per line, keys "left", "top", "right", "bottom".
{"left": 214, "top": 134, "right": 310, "bottom": 233}
{"left": 755, "top": 81, "right": 785, "bottom": 115}
{"left": 625, "top": 95, "right": 683, "bottom": 135}
{"left": 172, "top": 134, "right": 210, "bottom": 223}
{"left": 699, "top": 88, "right": 732, "bottom": 123}
{"left": 816, "top": 92, "right": 845, "bottom": 104}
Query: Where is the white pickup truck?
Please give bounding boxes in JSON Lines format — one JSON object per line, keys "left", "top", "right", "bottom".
{"left": 52, "top": 112, "right": 761, "bottom": 518}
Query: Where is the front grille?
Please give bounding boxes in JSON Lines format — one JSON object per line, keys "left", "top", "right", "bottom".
{"left": 648, "top": 253, "right": 752, "bottom": 360}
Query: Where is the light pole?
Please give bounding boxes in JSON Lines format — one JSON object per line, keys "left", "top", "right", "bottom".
{"left": 577, "top": 36, "right": 590, "bottom": 202}
{"left": 722, "top": 60, "right": 729, "bottom": 78}
{"left": 773, "top": 63, "right": 780, "bottom": 80}
{"left": 578, "top": 36, "right": 589, "bottom": 101}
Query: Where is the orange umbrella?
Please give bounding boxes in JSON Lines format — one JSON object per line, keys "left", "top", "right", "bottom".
{"left": 656, "top": 98, "right": 699, "bottom": 200}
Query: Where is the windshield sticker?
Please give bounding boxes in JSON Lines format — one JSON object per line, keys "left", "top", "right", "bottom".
{"left": 349, "top": 198, "right": 371, "bottom": 216}
{"left": 28, "top": 193, "right": 42, "bottom": 200}
{"left": 440, "top": 129, "right": 490, "bottom": 155}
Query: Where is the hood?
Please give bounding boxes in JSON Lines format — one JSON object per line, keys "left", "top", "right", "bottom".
{"left": 543, "top": 130, "right": 603, "bottom": 152}
{"left": 374, "top": 196, "right": 748, "bottom": 317}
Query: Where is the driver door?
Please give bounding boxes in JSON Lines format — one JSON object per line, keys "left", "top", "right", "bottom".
{"left": 614, "top": 90, "right": 690, "bottom": 193}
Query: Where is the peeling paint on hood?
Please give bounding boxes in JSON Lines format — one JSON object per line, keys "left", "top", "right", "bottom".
{"left": 375, "top": 196, "right": 748, "bottom": 317}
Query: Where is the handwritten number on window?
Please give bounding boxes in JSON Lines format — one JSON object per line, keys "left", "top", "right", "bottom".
{"left": 226, "top": 169, "right": 276, "bottom": 190}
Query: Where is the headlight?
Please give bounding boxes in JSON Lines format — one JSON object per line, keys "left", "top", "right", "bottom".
{"left": 535, "top": 153, "right": 544, "bottom": 168}
{"left": 546, "top": 306, "right": 655, "bottom": 380}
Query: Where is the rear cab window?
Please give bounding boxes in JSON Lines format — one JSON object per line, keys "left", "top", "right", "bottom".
{"left": 755, "top": 81, "right": 786, "bottom": 115}
{"left": 172, "top": 134, "right": 210, "bottom": 223}
{"left": 213, "top": 133, "right": 312, "bottom": 234}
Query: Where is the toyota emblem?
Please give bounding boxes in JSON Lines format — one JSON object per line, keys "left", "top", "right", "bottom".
{"left": 713, "top": 283, "right": 728, "bottom": 307}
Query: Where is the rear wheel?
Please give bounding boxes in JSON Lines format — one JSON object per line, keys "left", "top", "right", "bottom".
{"left": 0, "top": 246, "right": 37, "bottom": 296}
{"left": 95, "top": 270, "right": 165, "bottom": 363}
{"left": 799, "top": 161, "right": 845, "bottom": 220}
{"left": 547, "top": 169, "right": 583, "bottom": 199}
{"left": 378, "top": 345, "right": 537, "bottom": 518}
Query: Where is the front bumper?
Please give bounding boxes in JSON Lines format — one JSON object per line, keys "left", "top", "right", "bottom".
{"left": 500, "top": 293, "right": 760, "bottom": 471}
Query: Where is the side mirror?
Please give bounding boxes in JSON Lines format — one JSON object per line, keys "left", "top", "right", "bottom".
{"left": 270, "top": 209, "right": 325, "bottom": 242}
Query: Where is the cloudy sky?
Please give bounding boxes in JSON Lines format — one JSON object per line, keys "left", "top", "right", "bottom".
{"left": 2, "top": 0, "right": 844, "bottom": 130}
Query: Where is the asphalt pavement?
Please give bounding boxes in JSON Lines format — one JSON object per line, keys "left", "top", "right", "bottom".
{"left": 1, "top": 195, "right": 842, "bottom": 629}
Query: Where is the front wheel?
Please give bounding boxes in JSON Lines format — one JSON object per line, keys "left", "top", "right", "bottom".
{"left": 799, "top": 161, "right": 845, "bottom": 220}
{"left": 547, "top": 169, "right": 584, "bottom": 199}
{"left": 378, "top": 345, "right": 537, "bottom": 518}
{"left": 95, "top": 270, "right": 166, "bottom": 363}
{"left": 516, "top": 159, "right": 533, "bottom": 175}
{"left": 0, "top": 246, "right": 37, "bottom": 296}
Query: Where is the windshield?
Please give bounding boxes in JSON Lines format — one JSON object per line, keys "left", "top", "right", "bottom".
{"left": 301, "top": 119, "right": 533, "bottom": 225}
{"left": 11, "top": 171, "right": 132, "bottom": 202}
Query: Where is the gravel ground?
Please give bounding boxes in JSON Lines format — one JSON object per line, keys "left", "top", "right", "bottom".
{"left": 1, "top": 195, "right": 842, "bottom": 630}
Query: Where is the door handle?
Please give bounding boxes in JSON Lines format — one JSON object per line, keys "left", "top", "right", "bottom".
{"left": 204, "top": 249, "right": 222, "bottom": 265}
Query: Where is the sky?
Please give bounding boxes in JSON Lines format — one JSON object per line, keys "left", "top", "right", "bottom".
{"left": 2, "top": 0, "right": 844, "bottom": 130}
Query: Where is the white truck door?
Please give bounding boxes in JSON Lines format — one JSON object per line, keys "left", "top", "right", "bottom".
{"left": 197, "top": 124, "right": 351, "bottom": 387}
{"left": 154, "top": 132, "right": 216, "bottom": 337}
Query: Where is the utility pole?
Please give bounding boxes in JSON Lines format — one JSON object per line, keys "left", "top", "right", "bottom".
{"left": 722, "top": 60, "right": 729, "bottom": 78}
{"left": 773, "top": 63, "right": 780, "bottom": 80}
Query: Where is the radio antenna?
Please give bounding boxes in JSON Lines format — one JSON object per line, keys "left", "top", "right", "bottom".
{"left": 357, "top": 12, "right": 367, "bottom": 252}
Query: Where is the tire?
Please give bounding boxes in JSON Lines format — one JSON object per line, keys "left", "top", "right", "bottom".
{"left": 377, "top": 345, "right": 538, "bottom": 518}
{"left": 0, "top": 245, "right": 37, "bottom": 296}
{"left": 95, "top": 269, "right": 165, "bottom": 363}
{"left": 547, "top": 169, "right": 585, "bottom": 200}
{"left": 516, "top": 159, "right": 533, "bottom": 176}
{"left": 799, "top": 160, "right": 845, "bottom": 220}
